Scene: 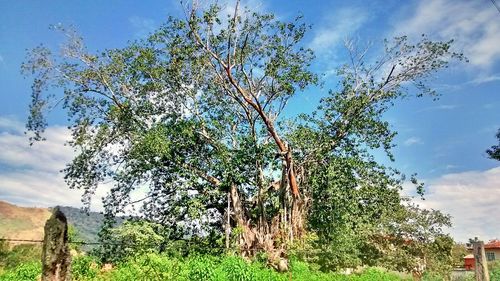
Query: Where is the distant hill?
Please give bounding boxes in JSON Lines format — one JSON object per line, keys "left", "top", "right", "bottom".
{"left": 57, "top": 206, "right": 107, "bottom": 243}
{"left": 0, "top": 201, "right": 111, "bottom": 246}
{"left": 0, "top": 201, "right": 51, "bottom": 242}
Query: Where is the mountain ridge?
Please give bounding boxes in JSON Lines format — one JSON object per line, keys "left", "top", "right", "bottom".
{"left": 0, "top": 200, "right": 105, "bottom": 245}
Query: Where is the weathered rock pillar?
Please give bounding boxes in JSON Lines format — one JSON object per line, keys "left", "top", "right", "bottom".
{"left": 41, "top": 207, "right": 71, "bottom": 281}
{"left": 472, "top": 240, "right": 490, "bottom": 281}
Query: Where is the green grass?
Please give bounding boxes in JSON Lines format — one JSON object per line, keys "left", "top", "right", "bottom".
{"left": 0, "top": 253, "right": 413, "bottom": 281}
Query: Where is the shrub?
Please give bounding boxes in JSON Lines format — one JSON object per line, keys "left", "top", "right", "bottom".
{"left": 106, "top": 253, "right": 183, "bottom": 281}
{"left": 2, "top": 244, "right": 41, "bottom": 269}
{"left": 351, "top": 268, "right": 409, "bottom": 281}
{"left": 0, "top": 261, "right": 41, "bottom": 281}
{"left": 490, "top": 260, "right": 500, "bottom": 281}
{"left": 221, "top": 256, "right": 255, "bottom": 281}
{"left": 72, "top": 255, "right": 99, "bottom": 280}
{"left": 187, "top": 255, "right": 218, "bottom": 281}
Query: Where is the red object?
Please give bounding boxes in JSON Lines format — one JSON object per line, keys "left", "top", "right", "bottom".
{"left": 464, "top": 254, "right": 475, "bottom": 271}
{"left": 485, "top": 239, "right": 500, "bottom": 249}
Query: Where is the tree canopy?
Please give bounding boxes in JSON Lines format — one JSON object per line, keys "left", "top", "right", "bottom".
{"left": 23, "top": 0, "right": 463, "bottom": 272}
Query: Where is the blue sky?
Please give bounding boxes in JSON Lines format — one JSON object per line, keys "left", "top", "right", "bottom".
{"left": 0, "top": 0, "right": 499, "bottom": 242}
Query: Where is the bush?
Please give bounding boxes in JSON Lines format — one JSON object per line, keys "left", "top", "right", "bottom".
{"left": 106, "top": 253, "right": 184, "bottom": 281}
{"left": 187, "top": 255, "right": 218, "bottom": 281}
{"left": 0, "top": 262, "right": 41, "bottom": 281}
{"left": 72, "top": 255, "right": 99, "bottom": 280}
{"left": 351, "top": 268, "right": 408, "bottom": 281}
{"left": 221, "top": 256, "right": 255, "bottom": 281}
{"left": 490, "top": 260, "right": 500, "bottom": 281}
{"left": 1, "top": 244, "right": 41, "bottom": 269}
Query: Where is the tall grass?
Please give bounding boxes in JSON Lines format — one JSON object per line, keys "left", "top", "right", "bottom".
{"left": 1, "top": 253, "right": 413, "bottom": 281}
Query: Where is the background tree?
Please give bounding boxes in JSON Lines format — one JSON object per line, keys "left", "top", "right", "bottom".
{"left": 100, "top": 220, "right": 165, "bottom": 263}
{"left": 363, "top": 205, "right": 453, "bottom": 278}
{"left": 22, "top": 0, "right": 463, "bottom": 268}
{"left": 486, "top": 129, "right": 500, "bottom": 161}
{"left": 451, "top": 242, "right": 469, "bottom": 268}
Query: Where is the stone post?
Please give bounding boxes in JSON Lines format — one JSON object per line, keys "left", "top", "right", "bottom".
{"left": 472, "top": 240, "right": 489, "bottom": 281}
{"left": 41, "top": 207, "right": 71, "bottom": 281}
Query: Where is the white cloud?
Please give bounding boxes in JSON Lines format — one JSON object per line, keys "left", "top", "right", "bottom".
{"left": 404, "top": 136, "right": 423, "bottom": 146}
{"left": 0, "top": 126, "right": 73, "bottom": 173}
{"left": 418, "top": 104, "right": 458, "bottom": 112}
{"left": 0, "top": 116, "right": 24, "bottom": 133}
{"left": 470, "top": 74, "right": 500, "bottom": 85}
{"left": 0, "top": 117, "right": 105, "bottom": 210}
{"left": 0, "top": 117, "right": 152, "bottom": 212}
{"left": 434, "top": 105, "right": 457, "bottom": 110}
{"left": 409, "top": 167, "right": 500, "bottom": 242}
{"left": 309, "top": 7, "right": 369, "bottom": 55}
{"left": 0, "top": 169, "right": 83, "bottom": 208}
{"left": 129, "top": 16, "right": 156, "bottom": 38}
{"left": 393, "top": 0, "right": 500, "bottom": 68}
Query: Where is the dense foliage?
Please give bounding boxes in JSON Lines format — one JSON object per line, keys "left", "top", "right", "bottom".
{"left": 22, "top": 0, "right": 464, "bottom": 274}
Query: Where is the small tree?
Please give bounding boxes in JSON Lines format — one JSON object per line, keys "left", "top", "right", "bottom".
{"left": 97, "top": 220, "right": 164, "bottom": 263}
{"left": 451, "top": 242, "right": 469, "bottom": 268}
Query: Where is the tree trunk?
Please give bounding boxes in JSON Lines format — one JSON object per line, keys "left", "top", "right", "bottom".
{"left": 225, "top": 191, "right": 231, "bottom": 250}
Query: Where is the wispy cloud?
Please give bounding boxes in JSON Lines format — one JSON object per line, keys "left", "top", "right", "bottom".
{"left": 0, "top": 116, "right": 24, "bottom": 133}
{"left": 0, "top": 126, "right": 73, "bottom": 173}
{"left": 0, "top": 117, "right": 151, "bottom": 212}
{"left": 403, "top": 136, "right": 423, "bottom": 146}
{"left": 470, "top": 74, "right": 500, "bottom": 85}
{"left": 309, "top": 7, "right": 369, "bottom": 56}
{"left": 0, "top": 117, "right": 105, "bottom": 210}
{"left": 445, "top": 164, "right": 458, "bottom": 170}
{"left": 307, "top": 7, "right": 371, "bottom": 77}
{"left": 129, "top": 16, "right": 156, "bottom": 38}
{"left": 418, "top": 104, "right": 458, "bottom": 112}
{"left": 434, "top": 105, "right": 457, "bottom": 110}
{"left": 393, "top": 0, "right": 500, "bottom": 69}
{"left": 432, "top": 73, "right": 500, "bottom": 92}
{"left": 483, "top": 103, "right": 497, "bottom": 110}
{"left": 407, "top": 167, "right": 500, "bottom": 242}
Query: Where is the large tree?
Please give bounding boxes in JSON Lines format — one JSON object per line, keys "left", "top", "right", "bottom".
{"left": 23, "top": 1, "right": 463, "bottom": 267}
